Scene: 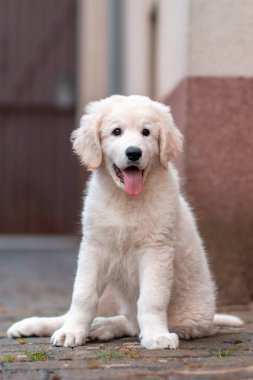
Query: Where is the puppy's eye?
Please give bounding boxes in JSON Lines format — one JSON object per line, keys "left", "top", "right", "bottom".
{"left": 112, "top": 128, "right": 122, "bottom": 136}
{"left": 142, "top": 128, "right": 150, "bottom": 137}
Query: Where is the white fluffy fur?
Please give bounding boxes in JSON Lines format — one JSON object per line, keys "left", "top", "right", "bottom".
{"left": 7, "top": 95, "right": 243, "bottom": 349}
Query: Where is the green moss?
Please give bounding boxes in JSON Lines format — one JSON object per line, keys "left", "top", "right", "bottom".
{"left": 1, "top": 355, "right": 16, "bottom": 363}
{"left": 23, "top": 350, "right": 47, "bottom": 362}
{"left": 95, "top": 349, "right": 124, "bottom": 361}
{"left": 209, "top": 347, "right": 236, "bottom": 357}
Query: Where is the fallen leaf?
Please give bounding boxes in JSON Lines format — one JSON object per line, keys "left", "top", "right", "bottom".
{"left": 16, "top": 338, "right": 27, "bottom": 345}
{"left": 182, "top": 359, "right": 201, "bottom": 368}
{"left": 88, "top": 360, "right": 101, "bottom": 369}
{"left": 119, "top": 347, "right": 141, "bottom": 359}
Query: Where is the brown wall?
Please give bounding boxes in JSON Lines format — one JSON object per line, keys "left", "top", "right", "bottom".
{"left": 165, "top": 77, "right": 253, "bottom": 305}
{"left": 0, "top": 0, "right": 83, "bottom": 233}
{"left": 0, "top": 108, "right": 82, "bottom": 234}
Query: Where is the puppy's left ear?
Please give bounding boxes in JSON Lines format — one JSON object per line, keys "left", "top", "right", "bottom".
{"left": 157, "top": 104, "right": 183, "bottom": 169}
{"left": 71, "top": 110, "right": 102, "bottom": 170}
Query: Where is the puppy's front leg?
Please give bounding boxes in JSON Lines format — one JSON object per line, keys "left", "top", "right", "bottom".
{"left": 137, "top": 246, "right": 179, "bottom": 349}
{"left": 51, "top": 240, "right": 100, "bottom": 347}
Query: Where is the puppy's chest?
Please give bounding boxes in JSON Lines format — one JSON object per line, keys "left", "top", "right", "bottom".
{"left": 102, "top": 223, "right": 143, "bottom": 255}
{"left": 105, "top": 244, "right": 139, "bottom": 292}
{"left": 95, "top": 223, "right": 142, "bottom": 287}
{"left": 87, "top": 203, "right": 150, "bottom": 244}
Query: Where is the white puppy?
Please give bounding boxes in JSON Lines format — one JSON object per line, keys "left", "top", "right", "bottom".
{"left": 7, "top": 95, "right": 243, "bottom": 349}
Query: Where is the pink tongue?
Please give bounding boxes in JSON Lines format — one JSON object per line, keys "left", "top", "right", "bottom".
{"left": 123, "top": 169, "right": 143, "bottom": 196}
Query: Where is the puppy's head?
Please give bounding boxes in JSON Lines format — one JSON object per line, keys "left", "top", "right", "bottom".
{"left": 72, "top": 95, "right": 183, "bottom": 196}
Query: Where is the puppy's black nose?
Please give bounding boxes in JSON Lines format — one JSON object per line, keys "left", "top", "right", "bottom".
{"left": 126, "top": 146, "right": 142, "bottom": 161}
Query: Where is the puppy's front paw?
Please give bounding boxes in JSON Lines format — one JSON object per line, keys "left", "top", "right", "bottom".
{"left": 141, "top": 332, "right": 179, "bottom": 349}
{"left": 7, "top": 317, "right": 45, "bottom": 338}
{"left": 51, "top": 327, "right": 86, "bottom": 348}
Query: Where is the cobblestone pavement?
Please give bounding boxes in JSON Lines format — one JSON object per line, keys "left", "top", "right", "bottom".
{"left": 0, "top": 242, "right": 252, "bottom": 379}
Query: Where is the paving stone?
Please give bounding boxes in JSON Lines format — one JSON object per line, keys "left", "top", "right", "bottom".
{"left": 0, "top": 250, "right": 253, "bottom": 379}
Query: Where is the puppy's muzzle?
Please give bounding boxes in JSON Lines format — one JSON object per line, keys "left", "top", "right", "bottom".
{"left": 125, "top": 146, "right": 142, "bottom": 162}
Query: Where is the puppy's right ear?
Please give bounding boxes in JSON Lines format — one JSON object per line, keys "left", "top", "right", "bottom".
{"left": 71, "top": 108, "right": 102, "bottom": 170}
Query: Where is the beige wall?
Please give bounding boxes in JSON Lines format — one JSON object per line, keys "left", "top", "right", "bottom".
{"left": 123, "top": 0, "right": 152, "bottom": 96}
{"left": 156, "top": 0, "right": 189, "bottom": 99}
{"left": 190, "top": 0, "right": 253, "bottom": 77}
{"left": 124, "top": 0, "right": 190, "bottom": 100}
{"left": 77, "top": 0, "right": 109, "bottom": 114}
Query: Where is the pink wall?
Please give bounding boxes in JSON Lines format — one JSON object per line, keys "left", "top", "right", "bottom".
{"left": 164, "top": 77, "right": 253, "bottom": 305}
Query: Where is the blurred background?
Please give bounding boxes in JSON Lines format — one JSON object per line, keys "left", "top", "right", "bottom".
{"left": 0, "top": 0, "right": 252, "bottom": 306}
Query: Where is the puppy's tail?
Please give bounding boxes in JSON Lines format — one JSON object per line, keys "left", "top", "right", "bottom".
{"left": 213, "top": 313, "right": 244, "bottom": 327}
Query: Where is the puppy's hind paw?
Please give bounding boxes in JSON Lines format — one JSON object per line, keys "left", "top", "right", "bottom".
{"left": 141, "top": 332, "right": 179, "bottom": 350}
{"left": 7, "top": 317, "right": 45, "bottom": 338}
{"left": 89, "top": 317, "right": 117, "bottom": 341}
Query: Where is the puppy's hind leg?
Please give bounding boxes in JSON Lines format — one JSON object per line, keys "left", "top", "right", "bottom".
{"left": 7, "top": 315, "right": 66, "bottom": 338}
{"left": 89, "top": 286, "right": 139, "bottom": 342}
{"left": 89, "top": 315, "right": 138, "bottom": 341}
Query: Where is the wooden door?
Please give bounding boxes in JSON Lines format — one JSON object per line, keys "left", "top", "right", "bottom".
{"left": 0, "top": 0, "right": 84, "bottom": 233}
